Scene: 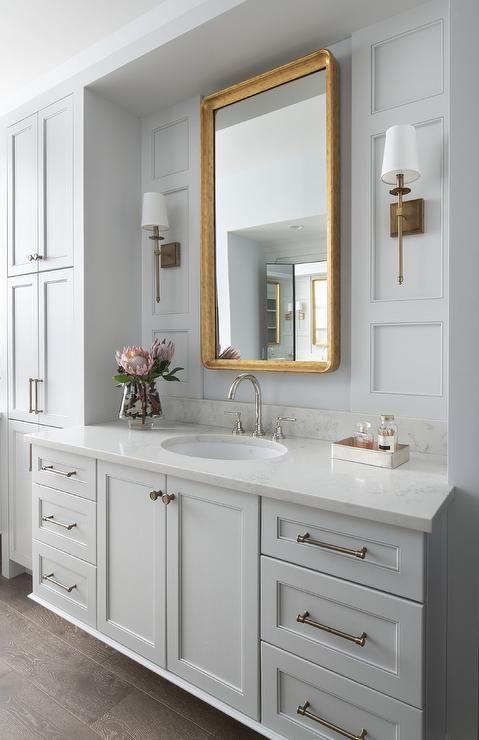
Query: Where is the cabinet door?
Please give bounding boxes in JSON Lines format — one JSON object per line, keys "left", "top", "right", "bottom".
{"left": 8, "top": 420, "right": 38, "bottom": 570}
{"left": 38, "top": 96, "right": 73, "bottom": 271}
{"left": 167, "top": 477, "right": 259, "bottom": 719}
{"left": 8, "top": 275, "right": 38, "bottom": 422}
{"left": 7, "top": 114, "right": 38, "bottom": 276}
{"left": 37, "top": 269, "right": 76, "bottom": 427}
{"left": 97, "top": 462, "right": 166, "bottom": 666}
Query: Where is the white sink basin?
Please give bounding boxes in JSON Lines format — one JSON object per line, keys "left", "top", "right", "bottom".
{"left": 161, "top": 434, "right": 287, "bottom": 460}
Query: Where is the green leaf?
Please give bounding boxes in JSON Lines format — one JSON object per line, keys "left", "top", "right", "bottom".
{"left": 112, "top": 374, "right": 133, "bottom": 384}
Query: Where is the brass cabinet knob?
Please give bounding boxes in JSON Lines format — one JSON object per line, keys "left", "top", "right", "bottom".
{"left": 161, "top": 493, "right": 175, "bottom": 505}
{"left": 149, "top": 490, "right": 163, "bottom": 501}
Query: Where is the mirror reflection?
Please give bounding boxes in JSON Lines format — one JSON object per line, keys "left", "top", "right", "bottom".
{"left": 214, "top": 69, "right": 328, "bottom": 363}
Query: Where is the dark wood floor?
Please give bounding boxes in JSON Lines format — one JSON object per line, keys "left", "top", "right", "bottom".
{"left": 0, "top": 566, "right": 265, "bottom": 739}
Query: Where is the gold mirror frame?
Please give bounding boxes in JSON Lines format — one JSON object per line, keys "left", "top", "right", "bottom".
{"left": 201, "top": 49, "right": 340, "bottom": 373}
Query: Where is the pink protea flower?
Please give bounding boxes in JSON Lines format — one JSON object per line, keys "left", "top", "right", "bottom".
{"left": 151, "top": 338, "right": 176, "bottom": 363}
{"left": 118, "top": 346, "right": 153, "bottom": 377}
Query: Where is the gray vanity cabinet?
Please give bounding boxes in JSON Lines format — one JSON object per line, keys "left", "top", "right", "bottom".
{"left": 97, "top": 461, "right": 167, "bottom": 666}
{"left": 166, "top": 476, "right": 260, "bottom": 719}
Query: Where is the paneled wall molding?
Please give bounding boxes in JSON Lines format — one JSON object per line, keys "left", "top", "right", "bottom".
{"left": 351, "top": 0, "right": 448, "bottom": 420}
{"left": 141, "top": 96, "right": 202, "bottom": 399}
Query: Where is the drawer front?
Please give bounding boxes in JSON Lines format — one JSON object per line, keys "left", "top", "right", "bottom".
{"left": 261, "top": 557, "right": 423, "bottom": 707}
{"left": 262, "top": 644, "right": 423, "bottom": 740}
{"left": 33, "top": 484, "right": 96, "bottom": 564}
{"left": 32, "top": 541, "right": 96, "bottom": 627}
{"left": 262, "top": 499, "right": 424, "bottom": 600}
{"left": 32, "top": 446, "right": 96, "bottom": 500}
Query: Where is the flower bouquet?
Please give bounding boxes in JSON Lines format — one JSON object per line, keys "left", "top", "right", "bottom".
{"left": 113, "top": 340, "right": 182, "bottom": 428}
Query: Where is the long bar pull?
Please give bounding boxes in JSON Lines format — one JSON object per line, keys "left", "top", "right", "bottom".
{"left": 34, "top": 378, "right": 43, "bottom": 414}
{"left": 297, "top": 611, "right": 367, "bottom": 647}
{"left": 42, "top": 572, "right": 77, "bottom": 593}
{"left": 296, "top": 532, "right": 367, "bottom": 560}
{"left": 28, "top": 378, "right": 34, "bottom": 413}
{"left": 41, "top": 465, "right": 77, "bottom": 478}
{"left": 297, "top": 702, "right": 367, "bottom": 740}
{"left": 42, "top": 515, "right": 77, "bottom": 531}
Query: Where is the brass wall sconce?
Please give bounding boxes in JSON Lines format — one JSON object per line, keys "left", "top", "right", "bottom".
{"left": 296, "top": 302, "right": 305, "bottom": 322}
{"left": 285, "top": 303, "right": 293, "bottom": 321}
{"left": 381, "top": 124, "right": 423, "bottom": 285}
{"left": 141, "top": 192, "right": 180, "bottom": 302}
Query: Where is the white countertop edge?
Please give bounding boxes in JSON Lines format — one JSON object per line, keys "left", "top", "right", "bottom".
{"left": 27, "top": 423, "right": 454, "bottom": 533}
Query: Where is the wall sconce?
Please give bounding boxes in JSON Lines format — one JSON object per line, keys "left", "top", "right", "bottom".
{"left": 285, "top": 302, "right": 293, "bottom": 321}
{"left": 296, "top": 301, "right": 305, "bottom": 322}
{"left": 381, "top": 124, "right": 423, "bottom": 285}
{"left": 141, "top": 192, "right": 180, "bottom": 303}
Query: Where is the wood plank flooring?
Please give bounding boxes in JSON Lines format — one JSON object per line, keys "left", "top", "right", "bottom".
{"left": 0, "top": 567, "right": 265, "bottom": 739}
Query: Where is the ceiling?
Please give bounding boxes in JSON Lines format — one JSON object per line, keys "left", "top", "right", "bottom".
{"left": 89, "top": 0, "right": 427, "bottom": 116}
{"left": 0, "top": 0, "right": 165, "bottom": 111}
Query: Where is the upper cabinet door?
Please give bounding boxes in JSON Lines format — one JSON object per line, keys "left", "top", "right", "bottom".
{"left": 38, "top": 96, "right": 74, "bottom": 271}
{"left": 7, "top": 275, "right": 39, "bottom": 422}
{"left": 7, "top": 114, "right": 38, "bottom": 276}
{"left": 37, "top": 269, "right": 76, "bottom": 427}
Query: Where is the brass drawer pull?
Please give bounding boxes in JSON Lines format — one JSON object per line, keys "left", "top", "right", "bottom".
{"left": 297, "top": 611, "right": 367, "bottom": 647}
{"left": 34, "top": 378, "right": 43, "bottom": 414}
{"left": 297, "top": 701, "right": 367, "bottom": 740}
{"left": 297, "top": 532, "right": 367, "bottom": 560}
{"left": 149, "top": 490, "right": 175, "bottom": 505}
{"left": 42, "top": 514, "right": 77, "bottom": 531}
{"left": 42, "top": 572, "right": 77, "bottom": 593}
{"left": 41, "top": 465, "right": 77, "bottom": 478}
{"left": 149, "top": 489, "right": 163, "bottom": 501}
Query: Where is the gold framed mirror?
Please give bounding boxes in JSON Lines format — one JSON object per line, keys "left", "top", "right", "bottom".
{"left": 201, "top": 49, "right": 339, "bottom": 373}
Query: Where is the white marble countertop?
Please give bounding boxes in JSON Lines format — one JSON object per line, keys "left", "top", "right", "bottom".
{"left": 28, "top": 421, "right": 454, "bottom": 532}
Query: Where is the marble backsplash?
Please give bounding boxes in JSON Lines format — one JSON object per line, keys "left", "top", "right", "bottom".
{"left": 161, "top": 397, "right": 447, "bottom": 456}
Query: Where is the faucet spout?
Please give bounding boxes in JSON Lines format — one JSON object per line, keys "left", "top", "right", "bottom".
{"left": 227, "top": 374, "right": 265, "bottom": 437}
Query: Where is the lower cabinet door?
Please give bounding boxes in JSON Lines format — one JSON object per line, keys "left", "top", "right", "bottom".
{"left": 8, "top": 419, "right": 38, "bottom": 570}
{"left": 262, "top": 644, "right": 423, "bottom": 740}
{"left": 166, "top": 477, "right": 259, "bottom": 719}
{"left": 97, "top": 462, "right": 166, "bottom": 666}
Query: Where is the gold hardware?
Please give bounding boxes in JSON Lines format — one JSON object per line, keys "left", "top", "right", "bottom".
{"left": 297, "top": 701, "right": 367, "bottom": 740}
{"left": 28, "top": 378, "right": 34, "bottom": 413}
{"left": 200, "top": 48, "right": 340, "bottom": 374}
{"left": 297, "top": 532, "right": 367, "bottom": 560}
{"left": 297, "top": 611, "right": 367, "bottom": 647}
{"left": 161, "top": 242, "right": 181, "bottom": 268}
{"left": 42, "top": 515, "right": 77, "bottom": 531}
{"left": 388, "top": 174, "right": 424, "bottom": 286}
{"left": 149, "top": 489, "right": 163, "bottom": 501}
{"left": 42, "top": 572, "right": 77, "bottom": 593}
{"left": 33, "top": 378, "right": 43, "bottom": 414}
{"left": 161, "top": 492, "right": 175, "bottom": 505}
{"left": 41, "top": 465, "right": 77, "bottom": 478}
{"left": 149, "top": 226, "right": 164, "bottom": 303}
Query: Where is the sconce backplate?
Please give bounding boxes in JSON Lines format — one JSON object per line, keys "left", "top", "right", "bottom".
{"left": 390, "top": 198, "right": 424, "bottom": 237}
{"left": 161, "top": 242, "right": 181, "bottom": 267}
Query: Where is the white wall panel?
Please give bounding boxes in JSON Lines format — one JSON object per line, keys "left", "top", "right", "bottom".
{"left": 142, "top": 97, "right": 202, "bottom": 399}
{"left": 372, "top": 19, "right": 444, "bottom": 113}
{"left": 371, "top": 322, "right": 443, "bottom": 396}
{"left": 351, "top": 1, "right": 448, "bottom": 419}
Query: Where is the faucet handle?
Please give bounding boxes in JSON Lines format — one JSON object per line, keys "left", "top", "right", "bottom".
{"left": 272, "top": 416, "right": 296, "bottom": 441}
{"left": 224, "top": 410, "right": 245, "bottom": 435}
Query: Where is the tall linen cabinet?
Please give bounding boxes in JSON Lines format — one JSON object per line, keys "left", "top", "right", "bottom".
{"left": 1, "top": 86, "right": 141, "bottom": 576}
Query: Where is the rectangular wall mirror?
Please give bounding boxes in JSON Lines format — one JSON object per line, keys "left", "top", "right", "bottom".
{"left": 201, "top": 49, "right": 339, "bottom": 373}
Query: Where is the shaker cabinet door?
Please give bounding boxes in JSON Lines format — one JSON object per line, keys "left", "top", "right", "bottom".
{"left": 8, "top": 419, "right": 39, "bottom": 570}
{"left": 8, "top": 275, "right": 39, "bottom": 422}
{"left": 38, "top": 96, "right": 74, "bottom": 271}
{"left": 7, "top": 114, "right": 38, "bottom": 276}
{"left": 97, "top": 462, "right": 167, "bottom": 666}
{"left": 166, "top": 477, "right": 260, "bottom": 719}
{"left": 37, "top": 269, "right": 76, "bottom": 427}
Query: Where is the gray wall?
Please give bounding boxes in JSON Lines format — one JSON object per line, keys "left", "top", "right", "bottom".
{"left": 447, "top": 1, "right": 479, "bottom": 737}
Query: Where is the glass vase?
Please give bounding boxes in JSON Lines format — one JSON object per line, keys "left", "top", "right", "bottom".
{"left": 119, "top": 381, "right": 162, "bottom": 429}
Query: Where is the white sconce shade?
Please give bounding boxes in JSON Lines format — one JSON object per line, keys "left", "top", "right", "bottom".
{"left": 141, "top": 192, "right": 169, "bottom": 231}
{"left": 381, "top": 124, "right": 421, "bottom": 184}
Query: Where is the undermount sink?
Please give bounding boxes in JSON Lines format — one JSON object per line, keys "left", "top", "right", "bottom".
{"left": 161, "top": 434, "right": 287, "bottom": 460}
